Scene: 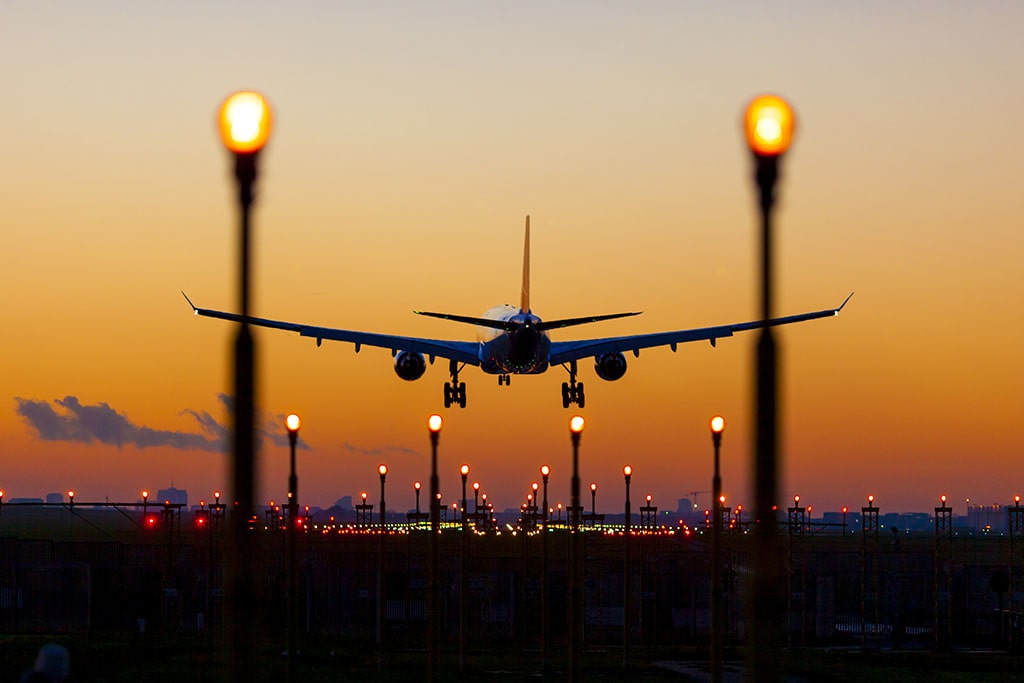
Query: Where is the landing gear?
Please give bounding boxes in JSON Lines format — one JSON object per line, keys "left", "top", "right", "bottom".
{"left": 560, "top": 361, "right": 585, "bottom": 408}
{"left": 498, "top": 374, "right": 511, "bottom": 386}
{"left": 444, "top": 360, "right": 467, "bottom": 408}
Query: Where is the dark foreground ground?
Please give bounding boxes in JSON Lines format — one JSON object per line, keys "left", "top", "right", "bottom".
{"left": 2, "top": 635, "right": 1022, "bottom": 683}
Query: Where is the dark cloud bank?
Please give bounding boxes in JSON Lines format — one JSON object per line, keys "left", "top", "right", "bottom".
{"left": 14, "top": 394, "right": 301, "bottom": 453}
{"left": 14, "top": 394, "right": 418, "bottom": 458}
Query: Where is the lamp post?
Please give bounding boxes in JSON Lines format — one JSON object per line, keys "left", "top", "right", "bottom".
{"left": 623, "top": 464, "right": 633, "bottom": 671}
{"left": 472, "top": 482, "right": 480, "bottom": 527}
{"left": 415, "top": 481, "right": 423, "bottom": 515}
{"left": 540, "top": 464, "right": 551, "bottom": 672}
{"left": 377, "top": 463, "right": 388, "bottom": 665}
{"left": 218, "top": 90, "right": 272, "bottom": 683}
{"left": 285, "top": 413, "right": 301, "bottom": 683}
{"left": 459, "top": 464, "right": 470, "bottom": 672}
{"left": 709, "top": 415, "right": 726, "bottom": 683}
{"left": 743, "top": 93, "right": 795, "bottom": 682}
{"left": 141, "top": 490, "right": 149, "bottom": 522}
{"left": 568, "top": 415, "right": 585, "bottom": 683}
{"left": 591, "top": 483, "right": 598, "bottom": 522}
{"left": 427, "top": 415, "right": 443, "bottom": 683}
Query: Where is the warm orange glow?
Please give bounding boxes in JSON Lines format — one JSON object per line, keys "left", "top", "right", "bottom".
{"left": 361, "top": 492, "right": 367, "bottom": 500}
{"left": 842, "top": 506, "right": 848, "bottom": 513}
{"left": 286, "top": 413, "right": 301, "bottom": 433}
{"left": 743, "top": 94, "right": 795, "bottom": 156}
{"left": 414, "top": 481, "right": 421, "bottom": 490}
{"left": 940, "top": 494, "right": 947, "bottom": 504}
{"left": 68, "top": 490, "right": 75, "bottom": 499}
{"left": 218, "top": 91, "right": 272, "bottom": 154}
{"left": 531, "top": 482, "right": 538, "bottom": 492}
{"left": 646, "top": 494, "right": 652, "bottom": 502}
{"left": 142, "top": 490, "right": 149, "bottom": 499}
{"left": 710, "top": 415, "right": 725, "bottom": 434}
{"left": 378, "top": 464, "right": 388, "bottom": 476}
{"left": 214, "top": 490, "right": 221, "bottom": 500}
{"left": 540, "top": 465, "right": 550, "bottom": 477}
{"left": 868, "top": 494, "right": 875, "bottom": 504}
{"left": 794, "top": 495, "right": 800, "bottom": 504}
{"left": 623, "top": 465, "right": 632, "bottom": 477}
{"left": 590, "top": 483, "right": 597, "bottom": 492}
{"left": 473, "top": 481, "right": 480, "bottom": 491}
{"left": 460, "top": 464, "right": 470, "bottom": 476}
{"left": 428, "top": 414, "right": 443, "bottom": 433}
{"left": 569, "top": 415, "right": 585, "bottom": 433}
{"left": 719, "top": 494, "right": 726, "bottom": 504}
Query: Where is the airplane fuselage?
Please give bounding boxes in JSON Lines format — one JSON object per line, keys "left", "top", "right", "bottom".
{"left": 476, "top": 305, "right": 550, "bottom": 375}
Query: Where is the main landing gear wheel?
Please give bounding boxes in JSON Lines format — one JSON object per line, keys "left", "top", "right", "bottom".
{"left": 498, "top": 374, "right": 511, "bottom": 386}
{"left": 560, "top": 361, "right": 585, "bottom": 408}
{"left": 444, "top": 361, "right": 468, "bottom": 408}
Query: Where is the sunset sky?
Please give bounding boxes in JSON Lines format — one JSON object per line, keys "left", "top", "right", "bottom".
{"left": 3, "top": 2, "right": 1022, "bottom": 516}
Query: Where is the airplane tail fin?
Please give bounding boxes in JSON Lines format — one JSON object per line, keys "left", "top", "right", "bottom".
{"left": 521, "top": 215, "right": 530, "bottom": 313}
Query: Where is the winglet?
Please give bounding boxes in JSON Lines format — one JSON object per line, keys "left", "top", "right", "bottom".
{"left": 520, "top": 215, "right": 530, "bottom": 313}
{"left": 836, "top": 291, "right": 854, "bottom": 313}
{"left": 181, "top": 291, "right": 198, "bottom": 313}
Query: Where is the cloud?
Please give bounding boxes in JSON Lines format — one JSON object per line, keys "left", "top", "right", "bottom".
{"left": 340, "top": 442, "right": 420, "bottom": 458}
{"left": 14, "top": 393, "right": 309, "bottom": 453}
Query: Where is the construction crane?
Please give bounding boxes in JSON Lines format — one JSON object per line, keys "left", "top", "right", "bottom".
{"left": 688, "top": 490, "right": 711, "bottom": 511}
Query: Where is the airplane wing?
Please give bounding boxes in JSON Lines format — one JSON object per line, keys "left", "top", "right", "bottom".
{"left": 182, "top": 293, "right": 481, "bottom": 366}
{"left": 548, "top": 293, "right": 853, "bottom": 365}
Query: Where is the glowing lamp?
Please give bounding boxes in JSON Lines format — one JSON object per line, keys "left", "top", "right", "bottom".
{"left": 285, "top": 413, "right": 301, "bottom": 433}
{"left": 590, "top": 483, "right": 597, "bottom": 492}
{"left": 940, "top": 494, "right": 947, "bottom": 504}
{"left": 473, "top": 482, "right": 480, "bottom": 491}
{"left": 414, "top": 481, "right": 422, "bottom": 491}
{"left": 460, "top": 464, "right": 470, "bottom": 477}
{"left": 428, "top": 414, "right": 443, "bottom": 433}
{"left": 623, "top": 465, "right": 632, "bottom": 478}
{"left": 710, "top": 415, "right": 725, "bottom": 434}
{"left": 743, "top": 94, "right": 795, "bottom": 157}
{"left": 867, "top": 494, "right": 875, "bottom": 504}
{"left": 540, "top": 465, "right": 550, "bottom": 477}
{"left": 378, "top": 464, "right": 388, "bottom": 477}
{"left": 218, "top": 91, "right": 272, "bottom": 154}
{"left": 569, "top": 415, "right": 585, "bottom": 434}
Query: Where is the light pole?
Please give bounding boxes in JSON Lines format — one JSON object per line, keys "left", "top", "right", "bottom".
{"left": 427, "top": 414, "right": 443, "bottom": 683}
{"left": 218, "top": 90, "right": 272, "bottom": 683}
{"left": 568, "top": 415, "right": 585, "bottom": 683}
{"left": 743, "top": 93, "right": 795, "bottom": 681}
{"left": 415, "top": 481, "right": 423, "bottom": 515}
{"left": 285, "top": 413, "right": 301, "bottom": 683}
{"left": 459, "top": 463, "right": 470, "bottom": 672}
{"left": 623, "top": 464, "right": 632, "bottom": 671}
{"left": 377, "top": 463, "right": 388, "bottom": 665}
{"left": 591, "top": 483, "right": 598, "bottom": 523}
{"left": 709, "top": 415, "right": 725, "bottom": 683}
{"left": 540, "top": 464, "right": 551, "bottom": 673}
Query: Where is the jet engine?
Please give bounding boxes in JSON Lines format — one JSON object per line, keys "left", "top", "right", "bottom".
{"left": 393, "top": 351, "right": 427, "bottom": 381}
{"left": 594, "top": 352, "right": 627, "bottom": 381}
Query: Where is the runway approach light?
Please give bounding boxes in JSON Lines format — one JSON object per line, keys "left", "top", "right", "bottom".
{"left": 286, "top": 413, "right": 301, "bottom": 433}
{"left": 570, "top": 416, "right": 585, "bottom": 434}
{"left": 744, "top": 94, "right": 795, "bottom": 157}
{"left": 218, "top": 91, "right": 272, "bottom": 154}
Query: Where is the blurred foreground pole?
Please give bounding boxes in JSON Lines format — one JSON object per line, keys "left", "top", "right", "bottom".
{"left": 427, "top": 415, "right": 443, "bottom": 683}
{"left": 743, "top": 94, "right": 795, "bottom": 682}
{"left": 218, "top": 90, "right": 272, "bottom": 683}
{"left": 568, "top": 416, "right": 585, "bottom": 683}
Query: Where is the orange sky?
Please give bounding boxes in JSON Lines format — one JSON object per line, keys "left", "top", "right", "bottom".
{"left": 2, "top": 2, "right": 1022, "bottom": 515}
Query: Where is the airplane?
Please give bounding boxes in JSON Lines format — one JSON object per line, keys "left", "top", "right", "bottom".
{"left": 183, "top": 216, "right": 852, "bottom": 409}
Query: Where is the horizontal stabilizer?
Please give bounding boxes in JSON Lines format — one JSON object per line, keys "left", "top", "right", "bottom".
{"left": 537, "top": 311, "right": 642, "bottom": 331}
{"left": 414, "top": 310, "right": 516, "bottom": 332}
